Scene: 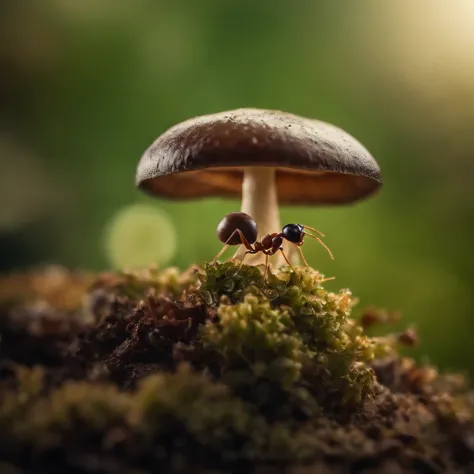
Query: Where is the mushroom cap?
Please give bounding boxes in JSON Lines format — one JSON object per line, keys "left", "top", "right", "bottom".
{"left": 136, "top": 108, "right": 382, "bottom": 205}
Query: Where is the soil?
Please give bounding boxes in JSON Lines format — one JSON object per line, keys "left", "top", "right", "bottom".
{"left": 0, "top": 264, "right": 473, "bottom": 474}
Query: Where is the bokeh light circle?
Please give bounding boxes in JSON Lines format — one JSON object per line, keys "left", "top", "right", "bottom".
{"left": 104, "top": 204, "right": 176, "bottom": 269}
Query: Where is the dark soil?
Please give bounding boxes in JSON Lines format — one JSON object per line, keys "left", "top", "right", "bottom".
{"left": 0, "top": 264, "right": 473, "bottom": 474}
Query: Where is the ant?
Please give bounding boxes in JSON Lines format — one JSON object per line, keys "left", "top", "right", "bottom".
{"left": 212, "top": 212, "right": 334, "bottom": 279}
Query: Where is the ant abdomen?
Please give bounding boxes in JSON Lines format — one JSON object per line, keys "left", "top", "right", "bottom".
{"left": 216, "top": 212, "right": 258, "bottom": 246}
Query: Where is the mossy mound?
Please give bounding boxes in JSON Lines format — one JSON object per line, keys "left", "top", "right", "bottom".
{"left": 0, "top": 263, "right": 473, "bottom": 473}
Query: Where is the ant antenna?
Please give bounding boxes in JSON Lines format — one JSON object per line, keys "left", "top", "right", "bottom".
{"left": 301, "top": 224, "right": 325, "bottom": 237}
{"left": 302, "top": 232, "right": 334, "bottom": 260}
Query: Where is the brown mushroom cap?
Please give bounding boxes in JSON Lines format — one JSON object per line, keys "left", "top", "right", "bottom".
{"left": 136, "top": 108, "right": 382, "bottom": 205}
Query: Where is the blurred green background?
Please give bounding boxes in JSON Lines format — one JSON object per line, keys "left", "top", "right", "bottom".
{"left": 1, "top": 1, "right": 473, "bottom": 372}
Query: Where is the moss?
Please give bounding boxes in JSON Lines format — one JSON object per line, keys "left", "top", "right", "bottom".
{"left": 0, "top": 365, "right": 325, "bottom": 470}
{"left": 0, "top": 263, "right": 473, "bottom": 473}
{"left": 200, "top": 263, "right": 380, "bottom": 415}
{"left": 90, "top": 265, "right": 200, "bottom": 301}
{"left": 130, "top": 364, "right": 264, "bottom": 464}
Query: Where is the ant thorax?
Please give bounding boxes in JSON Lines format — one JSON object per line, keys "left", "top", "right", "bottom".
{"left": 260, "top": 234, "right": 274, "bottom": 249}
{"left": 258, "top": 233, "right": 283, "bottom": 253}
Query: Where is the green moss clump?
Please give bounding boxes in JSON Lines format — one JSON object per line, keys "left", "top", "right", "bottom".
{"left": 200, "top": 263, "right": 378, "bottom": 415}
{"left": 0, "top": 365, "right": 326, "bottom": 470}
{"left": 90, "top": 265, "right": 200, "bottom": 301}
{"left": 130, "top": 364, "right": 263, "bottom": 463}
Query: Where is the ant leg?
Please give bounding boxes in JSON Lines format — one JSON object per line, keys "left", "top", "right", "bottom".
{"left": 238, "top": 249, "right": 249, "bottom": 269}
{"left": 263, "top": 254, "right": 269, "bottom": 281}
{"left": 279, "top": 248, "right": 296, "bottom": 272}
{"left": 296, "top": 245, "right": 334, "bottom": 281}
{"left": 213, "top": 229, "right": 255, "bottom": 264}
{"left": 297, "top": 245, "right": 310, "bottom": 268}
{"left": 232, "top": 230, "right": 256, "bottom": 259}
{"left": 212, "top": 244, "right": 230, "bottom": 265}
{"left": 302, "top": 233, "right": 334, "bottom": 260}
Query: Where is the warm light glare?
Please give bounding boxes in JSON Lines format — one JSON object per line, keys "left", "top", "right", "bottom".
{"left": 381, "top": 1, "right": 474, "bottom": 74}
{"left": 355, "top": 0, "right": 474, "bottom": 126}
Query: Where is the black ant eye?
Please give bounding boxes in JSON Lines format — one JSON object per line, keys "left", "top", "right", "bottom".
{"left": 282, "top": 224, "right": 303, "bottom": 243}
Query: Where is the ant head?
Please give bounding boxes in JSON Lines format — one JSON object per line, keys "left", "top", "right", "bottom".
{"left": 282, "top": 223, "right": 304, "bottom": 244}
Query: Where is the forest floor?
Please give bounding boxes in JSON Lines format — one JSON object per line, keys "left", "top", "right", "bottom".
{"left": 0, "top": 262, "right": 473, "bottom": 474}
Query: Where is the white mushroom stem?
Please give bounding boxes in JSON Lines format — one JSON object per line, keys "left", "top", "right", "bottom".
{"left": 233, "top": 167, "right": 298, "bottom": 268}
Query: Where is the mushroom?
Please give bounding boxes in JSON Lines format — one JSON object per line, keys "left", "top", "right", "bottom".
{"left": 136, "top": 108, "right": 382, "bottom": 267}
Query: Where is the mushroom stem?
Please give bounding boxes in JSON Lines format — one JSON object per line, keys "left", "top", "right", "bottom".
{"left": 234, "top": 166, "right": 297, "bottom": 268}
